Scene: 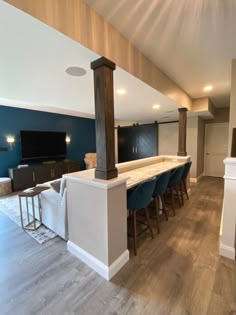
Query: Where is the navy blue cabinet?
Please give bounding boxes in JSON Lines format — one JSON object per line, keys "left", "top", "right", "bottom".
{"left": 118, "top": 123, "right": 158, "bottom": 163}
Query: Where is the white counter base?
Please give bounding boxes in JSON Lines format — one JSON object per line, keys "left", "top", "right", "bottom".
{"left": 219, "top": 242, "right": 235, "bottom": 260}
{"left": 67, "top": 241, "right": 129, "bottom": 280}
{"left": 219, "top": 158, "right": 236, "bottom": 260}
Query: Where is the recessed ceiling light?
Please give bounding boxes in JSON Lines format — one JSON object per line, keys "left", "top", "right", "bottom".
{"left": 116, "top": 89, "right": 127, "bottom": 95}
{"left": 152, "top": 104, "right": 160, "bottom": 109}
{"left": 65, "top": 66, "right": 87, "bottom": 77}
{"left": 203, "top": 85, "right": 213, "bottom": 92}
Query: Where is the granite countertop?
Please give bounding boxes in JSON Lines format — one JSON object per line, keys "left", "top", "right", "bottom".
{"left": 118, "top": 160, "right": 185, "bottom": 189}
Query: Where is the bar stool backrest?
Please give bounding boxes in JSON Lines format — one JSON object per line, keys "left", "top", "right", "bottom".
{"left": 153, "top": 171, "right": 172, "bottom": 197}
{"left": 127, "top": 177, "right": 156, "bottom": 210}
{"left": 168, "top": 166, "right": 185, "bottom": 187}
{"left": 182, "top": 161, "right": 192, "bottom": 180}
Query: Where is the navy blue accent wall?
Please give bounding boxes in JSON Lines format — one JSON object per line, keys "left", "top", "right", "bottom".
{"left": 0, "top": 105, "right": 96, "bottom": 177}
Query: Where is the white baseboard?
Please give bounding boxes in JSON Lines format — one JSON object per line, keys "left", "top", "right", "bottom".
{"left": 219, "top": 242, "right": 235, "bottom": 260}
{"left": 190, "top": 173, "right": 204, "bottom": 183}
{"left": 67, "top": 241, "right": 129, "bottom": 280}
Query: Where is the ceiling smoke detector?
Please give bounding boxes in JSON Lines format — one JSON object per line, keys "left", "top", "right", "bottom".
{"left": 65, "top": 66, "right": 87, "bottom": 77}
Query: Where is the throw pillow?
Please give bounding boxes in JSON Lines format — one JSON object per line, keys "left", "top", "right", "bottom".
{"left": 50, "top": 179, "right": 61, "bottom": 194}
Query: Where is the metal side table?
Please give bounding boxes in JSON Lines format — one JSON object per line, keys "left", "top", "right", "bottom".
{"left": 18, "top": 186, "right": 49, "bottom": 231}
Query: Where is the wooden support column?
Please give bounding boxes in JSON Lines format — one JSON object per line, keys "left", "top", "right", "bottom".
{"left": 178, "top": 107, "right": 188, "bottom": 156}
{"left": 91, "top": 57, "right": 118, "bottom": 180}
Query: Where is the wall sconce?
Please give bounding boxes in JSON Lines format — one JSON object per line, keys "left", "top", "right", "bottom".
{"left": 6, "top": 136, "right": 15, "bottom": 150}
{"left": 65, "top": 136, "right": 71, "bottom": 144}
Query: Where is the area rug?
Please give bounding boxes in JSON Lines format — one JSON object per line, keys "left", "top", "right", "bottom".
{"left": 0, "top": 194, "right": 57, "bottom": 244}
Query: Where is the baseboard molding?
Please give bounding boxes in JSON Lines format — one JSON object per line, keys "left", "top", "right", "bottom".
{"left": 219, "top": 242, "right": 236, "bottom": 260}
{"left": 190, "top": 173, "right": 204, "bottom": 184}
{"left": 67, "top": 241, "right": 129, "bottom": 280}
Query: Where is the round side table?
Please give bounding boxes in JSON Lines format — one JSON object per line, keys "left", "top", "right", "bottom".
{"left": 0, "top": 177, "right": 12, "bottom": 196}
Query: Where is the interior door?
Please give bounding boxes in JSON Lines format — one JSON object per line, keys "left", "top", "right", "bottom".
{"left": 205, "top": 123, "right": 229, "bottom": 177}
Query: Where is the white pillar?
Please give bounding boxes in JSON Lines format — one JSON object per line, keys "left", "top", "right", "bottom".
{"left": 65, "top": 171, "right": 129, "bottom": 280}
{"left": 219, "top": 158, "right": 236, "bottom": 260}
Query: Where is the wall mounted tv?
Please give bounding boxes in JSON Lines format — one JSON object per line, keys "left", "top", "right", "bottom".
{"left": 20, "top": 130, "right": 67, "bottom": 161}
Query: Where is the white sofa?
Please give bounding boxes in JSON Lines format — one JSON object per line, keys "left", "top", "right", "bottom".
{"left": 37, "top": 178, "right": 68, "bottom": 240}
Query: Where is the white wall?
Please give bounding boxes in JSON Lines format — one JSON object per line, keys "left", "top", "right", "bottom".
{"left": 158, "top": 122, "right": 178, "bottom": 156}
{"left": 228, "top": 59, "right": 236, "bottom": 155}
{"left": 158, "top": 118, "right": 199, "bottom": 179}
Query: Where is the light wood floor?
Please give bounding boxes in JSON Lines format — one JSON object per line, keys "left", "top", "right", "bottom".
{"left": 0, "top": 177, "right": 235, "bottom": 315}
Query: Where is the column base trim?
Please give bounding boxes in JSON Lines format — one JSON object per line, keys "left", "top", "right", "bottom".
{"left": 190, "top": 173, "right": 204, "bottom": 183}
{"left": 95, "top": 167, "right": 118, "bottom": 180}
{"left": 67, "top": 241, "right": 129, "bottom": 280}
{"left": 219, "top": 242, "right": 235, "bottom": 260}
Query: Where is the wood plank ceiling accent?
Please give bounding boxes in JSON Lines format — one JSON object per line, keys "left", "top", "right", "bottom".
{"left": 5, "top": 0, "right": 192, "bottom": 110}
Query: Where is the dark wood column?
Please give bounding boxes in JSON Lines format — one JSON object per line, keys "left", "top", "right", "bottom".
{"left": 91, "top": 57, "right": 118, "bottom": 180}
{"left": 177, "top": 107, "right": 188, "bottom": 156}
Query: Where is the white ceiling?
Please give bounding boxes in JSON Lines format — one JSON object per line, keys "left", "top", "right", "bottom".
{"left": 84, "top": 0, "right": 236, "bottom": 108}
{"left": 0, "top": 1, "right": 185, "bottom": 123}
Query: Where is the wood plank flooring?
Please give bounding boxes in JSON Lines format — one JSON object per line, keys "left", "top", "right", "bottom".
{"left": 0, "top": 177, "right": 235, "bottom": 315}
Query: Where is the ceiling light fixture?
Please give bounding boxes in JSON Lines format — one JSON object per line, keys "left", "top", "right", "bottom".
{"left": 116, "top": 89, "right": 127, "bottom": 95}
{"left": 203, "top": 85, "right": 213, "bottom": 92}
{"left": 152, "top": 104, "right": 160, "bottom": 110}
{"left": 65, "top": 66, "right": 87, "bottom": 77}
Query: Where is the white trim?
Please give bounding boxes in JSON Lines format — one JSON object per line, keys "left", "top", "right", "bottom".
{"left": 224, "top": 157, "right": 236, "bottom": 165}
{"left": 223, "top": 176, "right": 236, "bottom": 180}
{"left": 219, "top": 205, "right": 224, "bottom": 244}
{"left": 0, "top": 101, "right": 95, "bottom": 119}
{"left": 219, "top": 242, "right": 235, "bottom": 260}
{"left": 190, "top": 173, "right": 204, "bottom": 183}
{"left": 64, "top": 174, "right": 129, "bottom": 189}
{"left": 67, "top": 241, "right": 129, "bottom": 280}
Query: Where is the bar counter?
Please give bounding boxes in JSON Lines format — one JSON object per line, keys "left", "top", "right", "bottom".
{"left": 64, "top": 155, "right": 191, "bottom": 280}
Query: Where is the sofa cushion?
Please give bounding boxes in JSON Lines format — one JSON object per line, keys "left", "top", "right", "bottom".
{"left": 50, "top": 179, "right": 61, "bottom": 194}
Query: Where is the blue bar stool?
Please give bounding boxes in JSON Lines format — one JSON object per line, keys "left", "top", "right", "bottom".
{"left": 152, "top": 171, "right": 171, "bottom": 233}
{"left": 167, "top": 166, "right": 185, "bottom": 216}
{"left": 127, "top": 177, "right": 156, "bottom": 256}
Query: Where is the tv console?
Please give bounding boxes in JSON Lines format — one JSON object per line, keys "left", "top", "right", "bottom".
{"left": 9, "top": 160, "right": 80, "bottom": 191}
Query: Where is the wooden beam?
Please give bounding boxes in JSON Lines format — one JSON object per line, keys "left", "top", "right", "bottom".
{"left": 177, "top": 108, "right": 188, "bottom": 156}
{"left": 5, "top": 0, "right": 192, "bottom": 110}
{"left": 91, "top": 57, "right": 118, "bottom": 180}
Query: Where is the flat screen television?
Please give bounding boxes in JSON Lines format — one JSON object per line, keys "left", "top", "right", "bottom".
{"left": 20, "top": 130, "right": 67, "bottom": 161}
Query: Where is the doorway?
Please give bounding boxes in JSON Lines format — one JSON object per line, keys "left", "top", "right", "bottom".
{"left": 204, "top": 123, "right": 229, "bottom": 177}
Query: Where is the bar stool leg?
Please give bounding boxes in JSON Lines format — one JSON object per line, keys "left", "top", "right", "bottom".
{"left": 160, "top": 194, "right": 168, "bottom": 221}
{"left": 179, "top": 183, "right": 184, "bottom": 206}
{"left": 131, "top": 210, "right": 137, "bottom": 256}
{"left": 144, "top": 207, "right": 154, "bottom": 239}
{"left": 175, "top": 186, "right": 182, "bottom": 208}
{"left": 183, "top": 179, "right": 189, "bottom": 199}
{"left": 170, "top": 188, "right": 176, "bottom": 216}
{"left": 154, "top": 197, "right": 160, "bottom": 234}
